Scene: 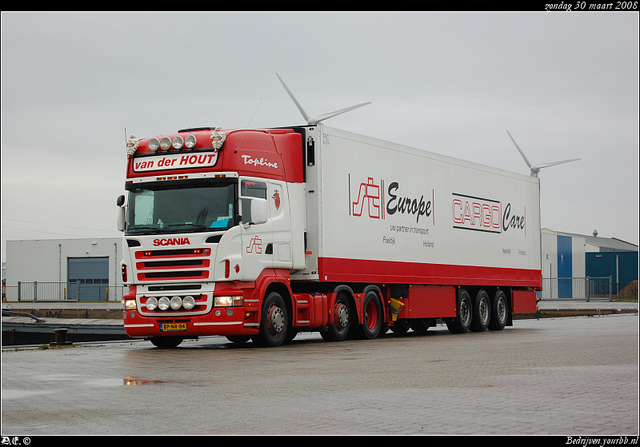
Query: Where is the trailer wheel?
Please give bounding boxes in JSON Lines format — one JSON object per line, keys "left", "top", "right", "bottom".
{"left": 320, "top": 293, "right": 351, "bottom": 342}
{"left": 361, "top": 291, "right": 383, "bottom": 339}
{"left": 470, "top": 289, "right": 491, "bottom": 332}
{"left": 446, "top": 289, "right": 472, "bottom": 334}
{"left": 253, "top": 291, "right": 288, "bottom": 347}
{"left": 150, "top": 336, "right": 183, "bottom": 348}
{"left": 489, "top": 290, "right": 508, "bottom": 331}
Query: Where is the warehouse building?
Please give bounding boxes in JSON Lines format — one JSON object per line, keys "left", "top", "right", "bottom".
{"left": 4, "top": 238, "right": 124, "bottom": 302}
{"left": 541, "top": 229, "right": 638, "bottom": 300}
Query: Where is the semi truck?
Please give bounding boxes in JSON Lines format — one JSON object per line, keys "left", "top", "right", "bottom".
{"left": 118, "top": 85, "right": 540, "bottom": 348}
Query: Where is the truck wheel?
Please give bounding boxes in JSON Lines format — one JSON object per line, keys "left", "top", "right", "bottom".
{"left": 446, "top": 289, "right": 472, "bottom": 334}
{"left": 320, "top": 294, "right": 351, "bottom": 341}
{"left": 150, "top": 336, "right": 183, "bottom": 348}
{"left": 361, "top": 291, "right": 383, "bottom": 339}
{"left": 470, "top": 289, "right": 491, "bottom": 332}
{"left": 489, "top": 290, "right": 508, "bottom": 331}
{"left": 254, "top": 292, "right": 288, "bottom": 347}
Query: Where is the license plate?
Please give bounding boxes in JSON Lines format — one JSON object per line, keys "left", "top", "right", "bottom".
{"left": 160, "top": 323, "right": 187, "bottom": 331}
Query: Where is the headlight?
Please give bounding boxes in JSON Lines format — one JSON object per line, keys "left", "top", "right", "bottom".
{"left": 170, "top": 296, "right": 183, "bottom": 310}
{"left": 146, "top": 297, "right": 158, "bottom": 311}
{"left": 182, "top": 296, "right": 196, "bottom": 310}
{"left": 123, "top": 299, "right": 137, "bottom": 311}
{"left": 158, "top": 296, "right": 170, "bottom": 311}
{"left": 214, "top": 296, "right": 243, "bottom": 307}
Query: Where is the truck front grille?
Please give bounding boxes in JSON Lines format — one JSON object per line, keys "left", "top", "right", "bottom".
{"left": 134, "top": 247, "right": 211, "bottom": 282}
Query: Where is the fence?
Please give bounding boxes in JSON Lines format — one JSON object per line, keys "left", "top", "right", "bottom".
{"left": 541, "top": 277, "right": 622, "bottom": 301}
{"left": 4, "top": 282, "right": 126, "bottom": 302}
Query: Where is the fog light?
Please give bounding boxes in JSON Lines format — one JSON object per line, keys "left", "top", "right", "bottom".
{"left": 172, "top": 135, "right": 184, "bottom": 150}
{"left": 183, "top": 296, "right": 196, "bottom": 310}
{"left": 158, "top": 296, "right": 170, "bottom": 311}
{"left": 146, "top": 297, "right": 158, "bottom": 311}
{"left": 160, "top": 137, "right": 172, "bottom": 151}
{"left": 184, "top": 134, "right": 197, "bottom": 149}
{"left": 148, "top": 138, "right": 160, "bottom": 152}
{"left": 170, "top": 296, "right": 183, "bottom": 310}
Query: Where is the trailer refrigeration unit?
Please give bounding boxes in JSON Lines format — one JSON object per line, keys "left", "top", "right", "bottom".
{"left": 118, "top": 83, "right": 540, "bottom": 348}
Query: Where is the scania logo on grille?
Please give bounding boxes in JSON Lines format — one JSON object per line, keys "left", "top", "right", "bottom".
{"left": 153, "top": 237, "right": 191, "bottom": 246}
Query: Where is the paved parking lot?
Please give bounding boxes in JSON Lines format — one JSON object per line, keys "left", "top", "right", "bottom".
{"left": 2, "top": 314, "right": 638, "bottom": 436}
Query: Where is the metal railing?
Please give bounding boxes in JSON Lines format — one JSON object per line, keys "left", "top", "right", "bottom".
{"left": 541, "top": 277, "right": 619, "bottom": 301}
{"left": 4, "top": 282, "right": 126, "bottom": 302}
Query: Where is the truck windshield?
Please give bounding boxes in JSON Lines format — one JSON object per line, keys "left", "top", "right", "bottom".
{"left": 126, "top": 180, "right": 237, "bottom": 235}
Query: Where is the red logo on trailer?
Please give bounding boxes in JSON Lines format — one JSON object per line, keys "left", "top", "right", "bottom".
{"left": 352, "top": 177, "right": 381, "bottom": 219}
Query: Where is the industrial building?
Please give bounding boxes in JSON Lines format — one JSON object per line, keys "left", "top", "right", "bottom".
{"left": 4, "top": 238, "right": 124, "bottom": 302}
{"left": 541, "top": 229, "right": 638, "bottom": 300}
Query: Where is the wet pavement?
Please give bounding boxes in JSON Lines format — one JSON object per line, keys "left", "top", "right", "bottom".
{"left": 1, "top": 312, "right": 638, "bottom": 436}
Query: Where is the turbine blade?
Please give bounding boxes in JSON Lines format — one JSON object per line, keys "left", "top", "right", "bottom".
{"left": 277, "top": 73, "right": 310, "bottom": 123}
{"left": 534, "top": 159, "right": 581, "bottom": 170}
{"left": 506, "top": 130, "right": 533, "bottom": 169}
{"left": 310, "top": 102, "right": 372, "bottom": 125}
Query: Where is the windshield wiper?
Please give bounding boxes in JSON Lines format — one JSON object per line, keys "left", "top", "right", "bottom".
{"left": 166, "top": 223, "right": 209, "bottom": 231}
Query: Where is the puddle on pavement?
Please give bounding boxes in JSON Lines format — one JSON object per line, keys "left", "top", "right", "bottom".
{"left": 123, "top": 375, "right": 165, "bottom": 386}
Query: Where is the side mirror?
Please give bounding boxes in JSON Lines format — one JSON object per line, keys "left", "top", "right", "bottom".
{"left": 251, "top": 198, "right": 268, "bottom": 225}
{"left": 242, "top": 197, "right": 268, "bottom": 226}
{"left": 116, "top": 195, "right": 126, "bottom": 232}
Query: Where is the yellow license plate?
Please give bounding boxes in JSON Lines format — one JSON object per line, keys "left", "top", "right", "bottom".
{"left": 160, "top": 323, "right": 187, "bottom": 331}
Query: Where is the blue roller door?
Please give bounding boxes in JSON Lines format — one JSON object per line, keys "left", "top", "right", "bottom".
{"left": 557, "top": 235, "right": 573, "bottom": 298}
{"left": 68, "top": 257, "right": 109, "bottom": 301}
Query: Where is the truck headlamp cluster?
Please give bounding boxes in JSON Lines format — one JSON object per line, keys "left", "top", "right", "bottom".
{"left": 214, "top": 296, "right": 243, "bottom": 307}
{"left": 145, "top": 295, "right": 196, "bottom": 311}
{"left": 146, "top": 134, "right": 197, "bottom": 152}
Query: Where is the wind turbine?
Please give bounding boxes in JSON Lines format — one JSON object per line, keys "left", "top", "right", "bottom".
{"left": 277, "top": 73, "right": 371, "bottom": 125}
{"left": 506, "top": 130, "right": 580, "bottom": 177}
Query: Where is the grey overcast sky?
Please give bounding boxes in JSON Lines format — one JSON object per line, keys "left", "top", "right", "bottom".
{"left": 2, "top": 11, "right": 638, "bottom": 263}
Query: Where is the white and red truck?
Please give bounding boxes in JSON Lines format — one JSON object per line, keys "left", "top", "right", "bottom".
{"left": 118, "top": 86, "right": 540, "bottom": 348}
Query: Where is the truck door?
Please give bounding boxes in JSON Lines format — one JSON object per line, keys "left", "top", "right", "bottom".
{"left": 267, "top": 180, "right": 294, "bottom": 270}
{"left": 240, "top": 179, "right": 273, "bottom": 280}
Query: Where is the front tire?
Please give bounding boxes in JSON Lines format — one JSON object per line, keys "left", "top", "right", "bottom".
{"left": 253, "top": 292, "right": 288, "bottom": 347}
